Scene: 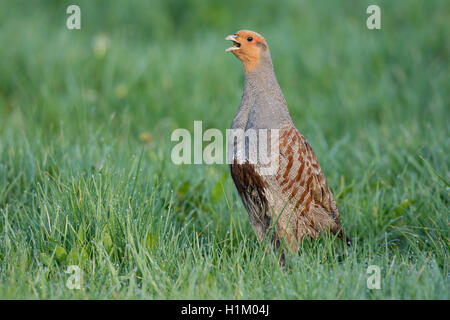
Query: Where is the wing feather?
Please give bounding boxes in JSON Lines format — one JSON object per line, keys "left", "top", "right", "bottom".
{"left": 261, "top": 124, "right": 343, "bottom": 247}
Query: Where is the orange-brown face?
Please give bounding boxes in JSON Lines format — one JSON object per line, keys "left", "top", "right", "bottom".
{"left": 225, "top": 30, "right": 268, "bottom": 73}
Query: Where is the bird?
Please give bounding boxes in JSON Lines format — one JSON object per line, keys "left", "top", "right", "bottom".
{"left": 225, "top": 30, "right": 351, "bottom": 265}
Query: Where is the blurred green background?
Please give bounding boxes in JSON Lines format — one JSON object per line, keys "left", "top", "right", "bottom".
{"left": 0, "top": 0, "right": 448, "bottom": 299}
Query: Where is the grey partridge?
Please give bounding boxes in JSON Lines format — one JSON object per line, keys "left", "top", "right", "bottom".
{"left": 225, "top": 30, "right": 350, "bottom": 263}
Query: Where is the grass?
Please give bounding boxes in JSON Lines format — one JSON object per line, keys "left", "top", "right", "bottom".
{"left": 0, "top": 0, "right": 448, "bottom": 299}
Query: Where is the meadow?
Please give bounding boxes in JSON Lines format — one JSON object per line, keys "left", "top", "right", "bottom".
{"left": 0, "top": 0, "right": 448, "bottom": 299}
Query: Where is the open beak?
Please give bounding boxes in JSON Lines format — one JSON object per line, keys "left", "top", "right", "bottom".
{"left": 225, "top": 34, "right": 241, "bottom": 52}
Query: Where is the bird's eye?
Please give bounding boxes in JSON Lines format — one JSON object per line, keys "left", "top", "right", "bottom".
{"left": 247, "top": 36, "right": 253, "bottom": 42}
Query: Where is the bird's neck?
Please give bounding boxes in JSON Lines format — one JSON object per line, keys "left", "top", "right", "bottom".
{"left": 244, "top": 62, "right": 281, "bottom": 94}
{"left": 231, "top": 58, "right": 291, "bottom": 130}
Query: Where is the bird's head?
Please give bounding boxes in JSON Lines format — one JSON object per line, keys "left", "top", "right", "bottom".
{"left": 225, "top": 30, "right": 269, "bottom": 73}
